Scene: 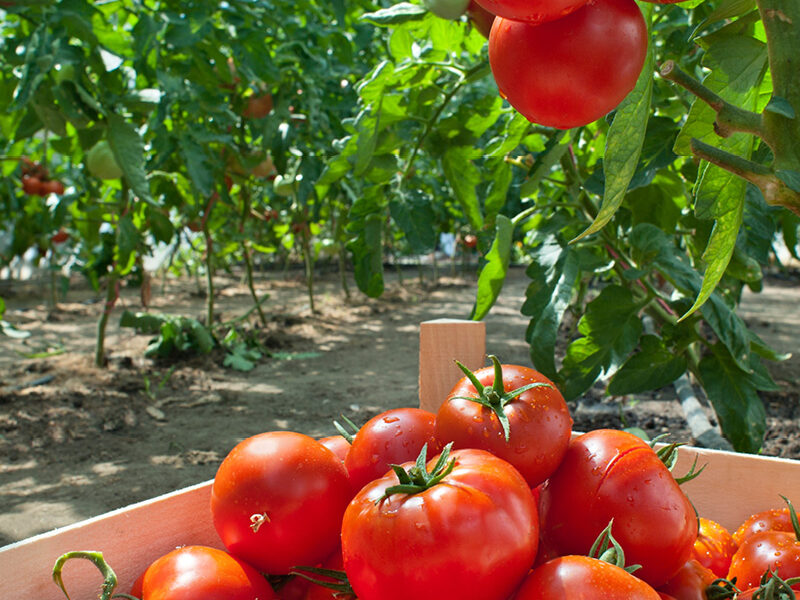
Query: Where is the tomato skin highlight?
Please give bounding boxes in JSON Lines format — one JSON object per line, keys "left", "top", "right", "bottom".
{"left": 434, "top": 363, "right": 571, "bottom": 488}
{"left": 691, "top": 517, "right": 738, "bottom": 578}
{"left": 474, "top": 0, "right": 588, "bottom": 24}
{"left": 733, "top": 507, "right": 794, "bottom": 546}
{"left": 726, "top": 530, "right": 800, "bottom": 592}
{"left": 539, "top": 429, "right": 698, "bottom": 587}
{"left": 488, "top": 0, "right": 647, "bottom": 129}
{"left": 341, "top": 448, "right": 539, "bottom": 600}
{"left": 344, "top": 407, "right": 440, "bottom": 493}
{"left": 210, "top": 431, "right": 352, "bottom": 575}
{"left": 130, "top": 545, "right": 276, "bottom": 600}
{"left": 513, "top": 555, "right": 662, "bottom": 599}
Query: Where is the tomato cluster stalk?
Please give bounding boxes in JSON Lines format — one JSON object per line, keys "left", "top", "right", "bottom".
{"left": 660, "top": 0, "right": 800, "bottom": 216}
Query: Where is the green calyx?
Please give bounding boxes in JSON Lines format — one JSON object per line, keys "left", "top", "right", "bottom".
{"left": 379, "top": 442, "right": 455, "bottom": 502}
{"left": 52, "top": 550, "right": 134, "bottom": 600}
{"left": 589, "top": 520, "right": 641, "bottom": 575}
{"left": 706, "top": 572, "right": 800, "bottom": 600}
{"left": 452, "top": 355, "right": 552, "bottom": 441}
{"left": 781, "top": 495, "right": 800, "bottom": 541}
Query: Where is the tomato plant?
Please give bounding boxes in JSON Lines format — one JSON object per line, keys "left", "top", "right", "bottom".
{"left": 433, "top": 355, "right": 572, "bottom": 487}
{"left": 341, "top": 444, "right": 538, "bottom": 600}
{"left": 129, "top": 545, "right": 277, "bottom": 600}
{"left": 488, "top": 0, "right": 648, "bottom": 129}
{"left": 210, "top": 431, "right": 352, "bottom": 574}
{"left": 343, "top": 407, "right": 440, "bottom": 492}
{"left": 539, "top": 429, "right": 697, "bottom": 587}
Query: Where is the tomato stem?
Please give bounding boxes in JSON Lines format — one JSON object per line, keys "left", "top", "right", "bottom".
{"left": 379, "top": 442, "right": 455, "bottom": 501}
{"left": 52, "top": 551, "right": 120, "bottom": 600}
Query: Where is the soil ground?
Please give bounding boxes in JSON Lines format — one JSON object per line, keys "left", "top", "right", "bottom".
{"left": 1, "top": 264, "right": 798, "bottom": 546}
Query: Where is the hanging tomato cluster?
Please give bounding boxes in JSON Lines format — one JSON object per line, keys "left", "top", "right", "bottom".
{"left": 477, "top": 0, "right": 649, "bottom": 129}
{"left": 19, "top": 157, "right": 65, "bottom": 196}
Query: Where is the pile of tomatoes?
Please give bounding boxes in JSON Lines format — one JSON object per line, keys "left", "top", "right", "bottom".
{"left": 59, "top": 357, "right": 800, "bottom": 600}
{"left": 454, "top": 0, "right": 685, "bottom": 129}
{"left": 19, "top": 157, "right": 65, "bottom": 196}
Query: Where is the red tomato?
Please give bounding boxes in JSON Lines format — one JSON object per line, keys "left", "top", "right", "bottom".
{"left": 539, "top": 429, "right": 698, "bottom": 587}
{"left": 514, "top": 556, "right": 662, "bottom": 599}
{"left": 341, "top": 447, "right": 539, "bottom": 600}
{"left": 41, "top": 179, "right": 65, "bottom": 195}
{"left": 488, "top": 0, "right": 647, "bottom": 129}
{"left": 318, "top": 434, "right": 350, "bottom": 462}
{"left": 692, "top": 517, "right": 738, "bottom": 578}
{"left": 301, "top": 548, "right": 355, "bottom": 600}
{"left": 466, "top": 0, "right": 495, "bottom": 39}
{"left": 22, "top": 175, "right": 44, "bottom": 195}
{"left": 433, "top": 357, "right": 572, "bottom": 488}
{"left": 51, "top": 230, "right": 69, "bottom": 244}
{"left": 733, "top": 508, "right": 794, "bottom": 546}
{"left": 344, "top": 407, "right": 440, "bottom": 492}
{"left": 657, "top": 559, "right": 717, "bottom": 600}
{"left": 243, "top": 93, "right": 274, "bottom": 119}
{"left": 727, "top": 530, "right": 800, "bottom": 592}
{"left": 210, "top": 431, "right": 352, "bottom": 574}
{"left": 474, "top": 0, "right": 588, "bottom": 24}
{"left": 130, "top": 545, "right": 276, "bottom": 600}
{"left": 658, "top": 594, "right": 678, "bottom": 600}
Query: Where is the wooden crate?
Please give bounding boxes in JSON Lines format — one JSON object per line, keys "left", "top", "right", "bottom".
{"left": 2, "top": 319, "right": 799, "bottom": 600}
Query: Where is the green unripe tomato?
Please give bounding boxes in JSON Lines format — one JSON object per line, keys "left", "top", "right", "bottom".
{"left": 424, "top": 0, "right": 470, "bottom": 19}
{"left": 86, "top": 141, "right": 123, "bottom": 180}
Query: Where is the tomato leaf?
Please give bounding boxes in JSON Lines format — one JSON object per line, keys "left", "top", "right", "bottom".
{"left": 471, "top": 215, "right": 513, "bottom": 321}
{"left": 361, "top": 3, "right": 428, "bottom": 26}
{"left": 560, "top": 285, "right": 643, "bottom": 400}
{"left": 607, "top": 335, "right": 687, "bottom": 396}
{"left": 442, "top": 145, "right": 484, "bottom": 231}
{"left": 108, "top": 113, "right": 152, "bottom": 203}
{"left": 346, "top": 206, "right": 385, "bottom": 298}
{"left": 521, "top": 240, "right": 580, "bottom": 381}
{"left": 572, "top": 6, "right": 654, "bottom": 242}
{"left": 698, "top": 343, "right": 768, "bottom": 453}
{"left": 389, "top": 189, "right": 437, "bottom": 254}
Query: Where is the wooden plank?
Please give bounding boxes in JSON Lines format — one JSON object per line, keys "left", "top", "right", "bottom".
{"left": 0, "top": 480, "right": 219, "bottom": 600}
{"left": 418, "top": 319, "right": 486, "bottom": 413}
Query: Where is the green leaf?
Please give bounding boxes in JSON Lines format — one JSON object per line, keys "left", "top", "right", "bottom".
{"left": 519, "top": 130, "right": 573, "bottom": 199}
{"left": 776, "top": 170, "right": 800, "bottom": 194}
{"left": 471, "top": 215, "right": 513, "bottom": 321}
{"left": 442, "top": 146, "right": 484, "bottom": 231}
{"left": 572, "top": 5, "right": 654, "bottom": 242}
{"left": 699, "top": 344, "right": 766, "bottom": 453}
{"left": 347, "top": 208, "right": 384, "bottom": 298}
{"left": 521, "top": 241, "right": 580, "bottom": 381}
{"left": 361, "top": 3, "right": 428, "bottom": 25}
{"left": 107, "top": 113, "right": 152, "bottom": 203}
{"left": 607, "top": 335, "right": 687, "bottom": 396}
{"left": 560, "top": 285, "right": 643, "bottom": 399}
{"left": 115, "top": 215, "right": 141, "bottom": 276}
{"left": 389, "top": 190, "right": 437, "bottom": 254}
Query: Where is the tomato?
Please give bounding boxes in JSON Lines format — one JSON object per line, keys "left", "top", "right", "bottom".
{"left": 474, "top": 0, "right": 588, "bottom": 24}
{"left": 41, "top": 179, "right": 65, "bottom": 195}
{"left": 130, "top": 545, "right": 276, "bottom": 600}
{"left": 344, "top": 407, "right": 440, "bottom": 492}
{"left": 341, "top": 446, "right": 539, "bottom": 600}
{"left": 657, "top": 559, "right": 717, "bottom": 600}
{"left": 86, "top": 140, "right": 123, "bottom": 179}
{"left": 243, "top": 92, "right": 273, "bottom": 119}
{"left": 539, "top": 429, "right": 697, "bottom": 587}
{"left": 466, "top": 0, "right": 495, "bottom": 39}
{"left": 51, "top": 230, "right": 69, "bottom": 244}
{"left": 514, "top": 556, "right": 662, "bottom": 599}
{"left": 422, "top": 0, "right": 470, "bottom": 20}
{"left": 301, "top": 548, "right": 355, "bottom": 600}
{"left": 692, "top": 517, "right": 738, "bottom": 578}
{"left": 318, "top": 434, "right": 350, "bottom": 462}
{"left": 488, "top": 0, "right": 647, "bottom": 129}
{"left": 733, "top": 508, "right": 794, "bottom": 546}
{"left": 433, "top": 356, "right": 572, "bottom": 488}
{"left": 210, "top": 431, "right": 352, "bottom": 574}
{"left": 461, "top": 233, "right": 478, "bottom": 248}
{"left": 727, "top": 530, "right": 800, "bottom": 592}
{"left": 21, "top": 175, "right": 43, "bottom": 195}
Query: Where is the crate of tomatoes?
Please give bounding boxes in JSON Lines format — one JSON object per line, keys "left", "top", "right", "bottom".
{"left": 3, "top": 319, "right": 800, "bottom": 600}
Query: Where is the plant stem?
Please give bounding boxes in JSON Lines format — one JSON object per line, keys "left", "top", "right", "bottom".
{"left": 659, "top": 61, "right": 767, "bottom": 141}
{"left": 239, "top": 186, "right": 267, "bottom": 326}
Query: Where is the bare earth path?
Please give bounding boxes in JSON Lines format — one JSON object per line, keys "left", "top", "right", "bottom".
{"left": 0, "top": 266, "right": 798, "bottom": 545}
